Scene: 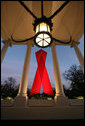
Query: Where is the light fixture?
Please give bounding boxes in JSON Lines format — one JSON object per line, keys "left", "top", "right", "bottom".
{"left": 11, "top": 1, "right": 72, "bottom": 48}
{"left": 33, "top": 16, "right": 53, "bottom": 48}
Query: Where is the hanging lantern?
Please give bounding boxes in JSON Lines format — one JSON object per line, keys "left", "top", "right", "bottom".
{"left": 33, "top": 16, "right": 53, "bottom": 48}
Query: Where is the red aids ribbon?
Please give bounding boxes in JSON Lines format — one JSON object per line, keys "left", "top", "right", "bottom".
{"left": 30, "top": 49, "right": 54, "bottom": 96}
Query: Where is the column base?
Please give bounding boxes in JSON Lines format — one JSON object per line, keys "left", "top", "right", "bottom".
{"left": 14, "top": 94, "right": 28, "bottom": 107}
{"left": 54, "top": 94, "right": 69, "bottom": 106}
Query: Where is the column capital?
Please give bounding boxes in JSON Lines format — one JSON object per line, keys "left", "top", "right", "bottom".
{"left": 3, "top": 39, "right": 12, "bottom": 47}
{"left": 26, "top": 40, "right": 34, "bottom": 47}
{"left": 70, "top": 40, "right": 80, "bottom": 48}
{"left": 50, "top": 42, "right": 56, "bottom": 48}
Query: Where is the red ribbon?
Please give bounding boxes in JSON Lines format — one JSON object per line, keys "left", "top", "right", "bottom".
{"left": 30, "top": 49, "right": 54, "bottom": 96}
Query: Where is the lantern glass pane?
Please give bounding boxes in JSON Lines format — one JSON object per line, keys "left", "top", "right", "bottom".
{"left": 45, "top": 38, "right": 51, "bottom": 43}
{"left": 36, "top": 22, "right": 50, "bottom": 33}
{"left": 36, "top": 37, "right": 41, "bottom": 43}
{"left": 36, "top": 25, "right": 39, "bottom": 33}
{"left": 40, "top": 23, "right": 47, "bottom": 32}
{"left": 38, "top": 34, "right": 43, "bottom": 39}
{"left": 47, "top": 25, "right": 50, "bottom": 32}
{"left": 44, "top": 34, "right": 49, "bottom": 39}
{"left": 44, "top": 41, "right": 49, "bottom": 46}
{"left": 38, "top": 41, "right": 43, "bottom": 46}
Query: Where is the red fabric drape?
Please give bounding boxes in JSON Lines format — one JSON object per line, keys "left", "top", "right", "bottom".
{"left": 30, "top": 49, "right": 54, "bottom": 96}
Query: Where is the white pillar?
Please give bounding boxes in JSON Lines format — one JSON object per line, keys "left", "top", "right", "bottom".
{"left": 51, "top": 43, "right": 65, "bottom": 96}
{"left": 14, "top": 42, "right": 32, "bottom": 107}
{"left": 51, "top": 43, "right": 68, "bottom": 105}
{"left": 1, "top": 40, "right": 12, "bottom": 63}
{"left": 73, "top": 43, "right": 84, "bottom": 73}
{"left": 18, "top": 42, "right": 32, "bottom": 96}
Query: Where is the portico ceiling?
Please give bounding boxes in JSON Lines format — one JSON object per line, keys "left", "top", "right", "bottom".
{"left": 1, "top": 1, "right": 84, "bottom": 45}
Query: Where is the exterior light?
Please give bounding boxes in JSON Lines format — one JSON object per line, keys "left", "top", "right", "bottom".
{"left": 33, "top": 16, "right": 53, "bottom": 48}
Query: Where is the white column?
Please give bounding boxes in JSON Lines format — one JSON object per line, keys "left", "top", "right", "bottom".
{"left": 51, "top": 43, "right": 65, "bottom": 99}
{"left": 18, "top": 42, "right": 32, "bottom": 96}
{"left": 14, "top": 42, "right": 32, "bottom": 107}
{"left": 73, "top": 43, "right": 84, "bottom": 73}
{"left": 1, "top": 40, "right": 11, "bottom": 63}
